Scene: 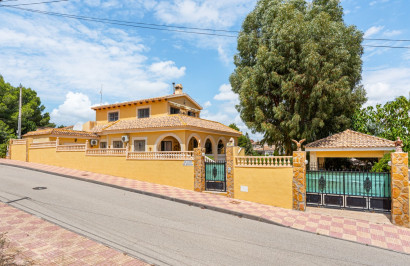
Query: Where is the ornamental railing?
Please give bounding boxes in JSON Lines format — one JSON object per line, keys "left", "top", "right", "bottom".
{"left": 235, "top": 156, "right": 292, "bottom": 167}
{"left": 127, "top": 151, "right": 194, "bottom": 160}
{"left": 10, "top": 139, "right": 26, "bottom": 145}
{"left": 30, "top": 141, "right": 57, "bottom": 149}
{"left": 204, "top": 156, "right": 215, "bottom": 162}
{"left": 86, "top": 148, "right": 126, "bottom": 156}
{"left": 56, "top": 144, "right": 86, "bottom": 152}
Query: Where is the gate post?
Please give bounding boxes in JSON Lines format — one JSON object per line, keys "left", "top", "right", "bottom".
{"left": 225, "top": 138, "right": 235, "bottom": 198}
{"left": 194, "top": 147, "right": 205, "bottom": 192}
{"left": 293, "top": 149, "right": 306, "bottom": 211}
{"left": 390, "top": 138, "right": 409, "bottom": 228}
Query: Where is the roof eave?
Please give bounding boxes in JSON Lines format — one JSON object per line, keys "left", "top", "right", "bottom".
{"left": 305, "top": 147, "right": 395, "bottom": 152}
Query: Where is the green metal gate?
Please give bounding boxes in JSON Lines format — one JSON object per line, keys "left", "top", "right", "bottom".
{"left": 205, "top": 161, "right": 226, "bottom": 191}
{"left": 306, "top": 170, "right": 391, "bottom": 212}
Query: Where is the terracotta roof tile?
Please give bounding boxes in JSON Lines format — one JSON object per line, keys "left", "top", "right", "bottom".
{"left": 90, "top": 122, "right": 116, "bottom": 133}
{"left": 23, "top": 128, "right": 98, "bottom": 138}
{"left": 101, "top": 114, "right": 241, "bottom": 135}
{"left": 305, "top": 129, "right": 395, "bottom": 149}
{"left": 91, "top": 93, "right": 202, "bottom": 110}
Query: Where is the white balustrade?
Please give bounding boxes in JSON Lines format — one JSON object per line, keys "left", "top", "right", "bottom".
{"left": 127, "top": 151, "right": 194, "bottom": 160}
{"left": 235, "top": 156, "right": 292, "bottom": 167}
{"left": 86, "top": 148, "right": 126, "bottom": 156}
{"left": 56, "top": 144, "right": 86, "bottom": 152}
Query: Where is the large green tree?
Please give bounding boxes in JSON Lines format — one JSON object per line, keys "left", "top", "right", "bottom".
{"left": 353, "top": 95, "right": 410, "bottom": 152}
{"left": 230, "top": 0, "right": 366, "bottom": 154}
{"left": 0, "top": 75, "right": 54, "bottom": 157}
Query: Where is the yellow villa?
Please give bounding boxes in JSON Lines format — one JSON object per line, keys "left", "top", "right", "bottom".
{"left": 23, "top": 84, "right": 241, "bottom": 160}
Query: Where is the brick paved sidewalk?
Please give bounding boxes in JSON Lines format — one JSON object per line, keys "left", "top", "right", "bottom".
{"left": 1, "top": 159, "right": 410, "bottom": 255}
{"left": 0, "top": 202, "right": 147, "bottom": 265}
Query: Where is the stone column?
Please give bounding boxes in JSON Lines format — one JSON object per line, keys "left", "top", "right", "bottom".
{"left": 391, "top": 151, "right": 409, "bottom": 228}
{"left": 226, "top": 138, "right": 235, "bottom": 198}
{"left": 193, "top": 147, "right": 205, "bottom": 192}
{"left": 293, "top": 151, "right": 306, "bottom": 211}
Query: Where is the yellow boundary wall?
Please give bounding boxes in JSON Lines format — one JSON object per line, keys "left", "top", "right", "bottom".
{"left": 9, "top": 141, "right": 294, "bottom": 208}
{"left": 26, "top": 147, "right": 194, "bottom": 190}
{"left": 9, "top": 143, "right": 27, "bottom": 162}
{"left": 234, "top": 167, "right": 293, "bottom": 209}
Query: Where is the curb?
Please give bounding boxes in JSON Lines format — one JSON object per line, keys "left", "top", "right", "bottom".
{"left": 1, "top": 161, "right": 408, "bottom": 256}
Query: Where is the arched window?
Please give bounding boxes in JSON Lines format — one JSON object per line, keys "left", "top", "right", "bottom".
{"left": 187, "top": 137, "right": 199, "bottom": 151}
{"left": 217, "top": 140, "right": 225, "bottom": 154}
{"left": 205, "top": 139, "right": 213, "bottom": 154}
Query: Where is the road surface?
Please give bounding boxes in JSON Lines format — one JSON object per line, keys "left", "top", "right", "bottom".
{"left": 0, "top": 164, "right": 408, "bottom": 265}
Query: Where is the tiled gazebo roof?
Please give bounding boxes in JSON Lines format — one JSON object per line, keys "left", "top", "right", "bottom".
{"left": 305, "top": 129, "right": 395, "bottom": 149}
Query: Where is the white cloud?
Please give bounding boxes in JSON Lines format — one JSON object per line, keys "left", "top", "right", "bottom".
{"left": 0, "top": 10, "right": 187, "bottom": 106}
{"left": 152, "top": 0, "right": 255, "bottom": 64}
{"left": 153, "top": 0, "right": 256, "bottom": 29}
{"left": 217, "top": 45, "right": 231, "bottom": 65}
{"left": 364, "top": 26, "right": 384, "bottom": 38}
{"left": 51, "top": 92, "right": 95, "bottom": 126}
{"left": 148, "top": 61, "right": 186, "bottom": 80}
{"left": 383, "top": 30, "right": 402, "bottom": 37}
{"left": 363, "top": 68, "right": 410, "bottom": 107}
{"left": 370, "top": 0, "right": 389, "bottom": 6}
{"left": 203, "top": 101, "right": 212, "bottom": 108}
{"left": 214, "top": 84, "right": 238, "bottom": 102}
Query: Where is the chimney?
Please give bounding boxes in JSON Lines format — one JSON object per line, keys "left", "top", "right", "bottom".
{"left": 174, "top": 84, "right": 183, "bottom": 95}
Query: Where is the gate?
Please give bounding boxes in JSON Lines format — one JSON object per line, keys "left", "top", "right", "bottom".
{"left": 205, "top": 161, "right": 226, "bottom": 191}
{"left": 306, "top": 170, "right": 391, "bottom": 212}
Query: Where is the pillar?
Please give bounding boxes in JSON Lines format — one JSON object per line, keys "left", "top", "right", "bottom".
{"left": 391, "top": 151, "right": 409, "bottom": 228}
{"left": 293, "top": 151, "right": 306, "bottom": 211}
{"left": 226, "top": 141, "right": 235, "bottom": 198}
{"left": 309, "top": 151, "right": 317, "bottom": 170}
{"left": 193, "top": 147, "right": 205, "bottom": 192}
{"left": 25, "top": 138, "right": 32, "bottom": 162}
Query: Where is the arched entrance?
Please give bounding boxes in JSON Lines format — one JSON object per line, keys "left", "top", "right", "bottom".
{"left": 204, "top": 138, "right": 213, "bottom": 155}
{"left": 155, "top": 134, "right": 182, "bottom": 151}
{"left": 187, "top": 137, "right": 199, "bottom": 151}
{"left": 217, "top": 139, "right": 225, "bottom": 154}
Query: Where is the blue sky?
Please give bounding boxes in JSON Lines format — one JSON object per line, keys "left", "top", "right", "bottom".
{"left": 0, "top": 0, "right": 409, "bottom": 139}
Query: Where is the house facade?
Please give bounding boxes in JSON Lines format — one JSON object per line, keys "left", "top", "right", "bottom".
{"left": 23, "top": 84, "right": 241, "bottom": 160}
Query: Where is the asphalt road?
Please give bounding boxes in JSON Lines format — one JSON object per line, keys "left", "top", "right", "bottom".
{"left": 0, "top": 164, "right": 408, "bottom": 265}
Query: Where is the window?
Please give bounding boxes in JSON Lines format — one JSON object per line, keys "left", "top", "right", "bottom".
{"left": 108, "top": 111, "right": 119, "bottom": 122}
{"left": 161, "top": 141, "right": 172, "bottom": 151}
{"left": 170, "top": 107, "right": 180, "bottom": 114}
{"left": 187, "top": 111, "right": 196, "bottom": 117}
{"left": 100, "top": 142, "right": 107, "bottom": 149}
{"left": 112, "top": 141, "right": 123, "bottom": 148}
{"left": 138, "top": 108, "right": 150, "bottom": 118}
{"left": 134, "top": 140, "right": 146, "bottom": 152}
